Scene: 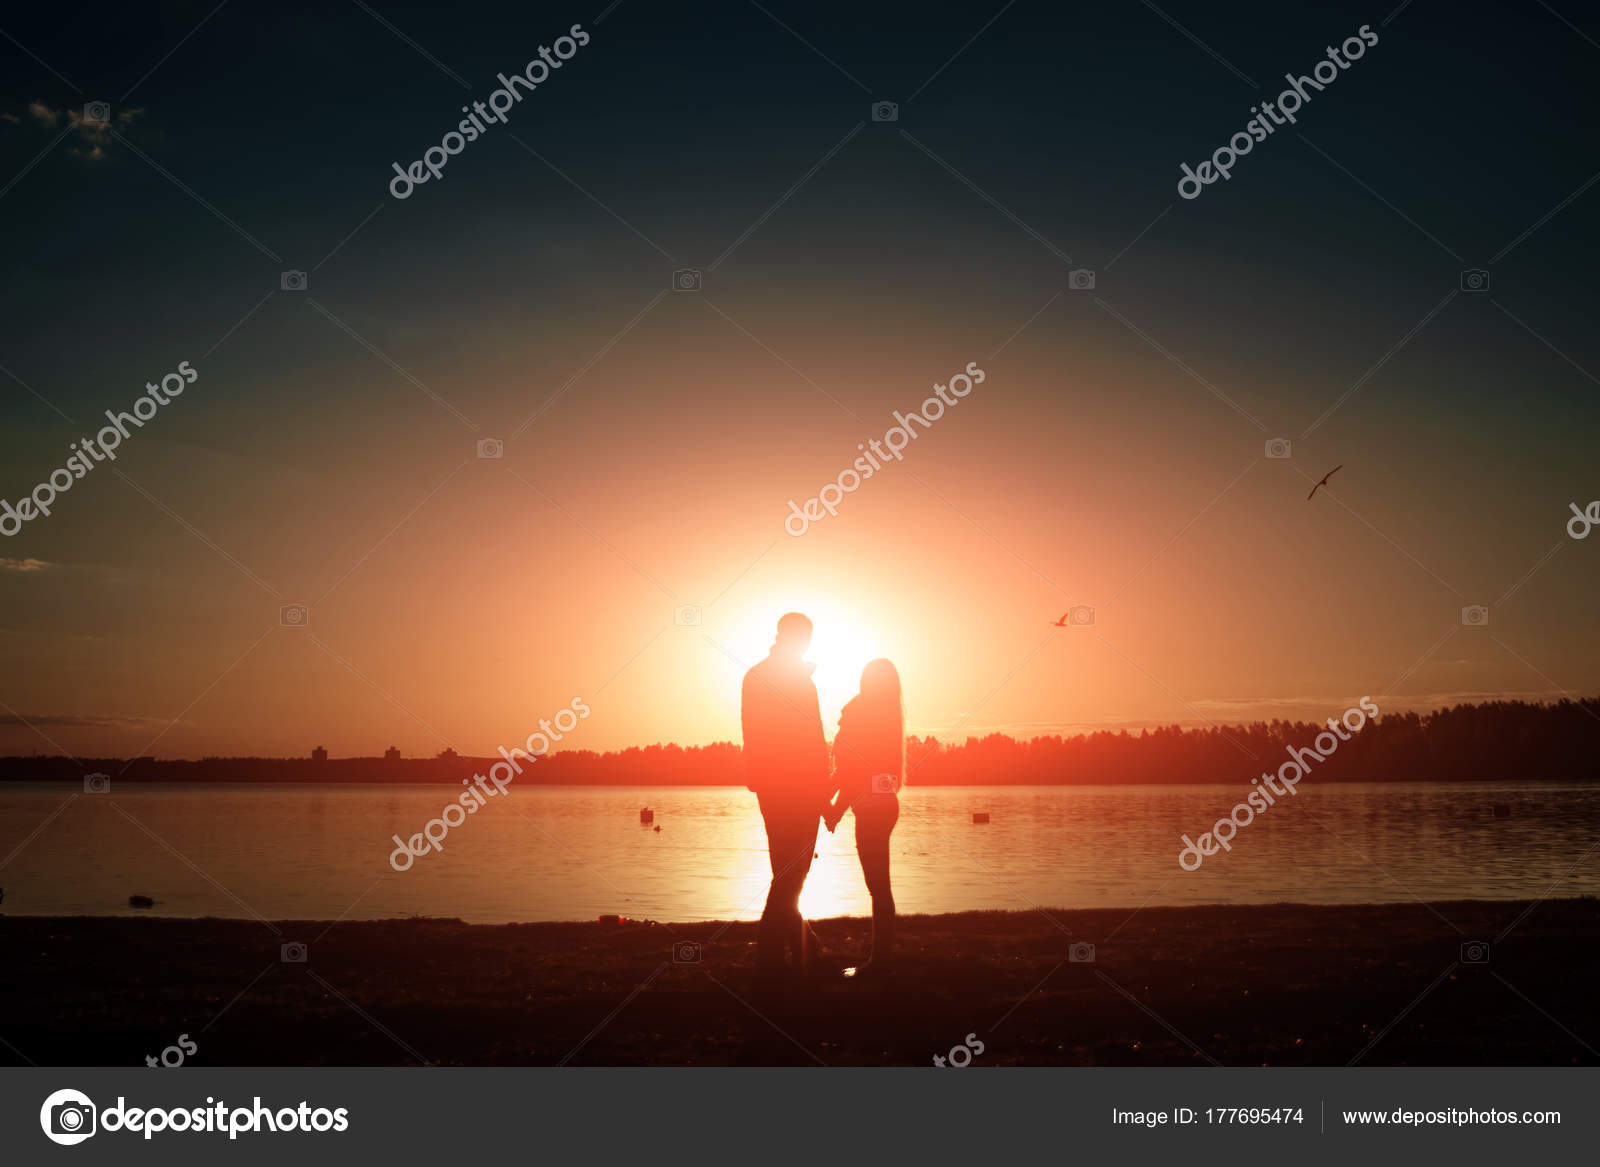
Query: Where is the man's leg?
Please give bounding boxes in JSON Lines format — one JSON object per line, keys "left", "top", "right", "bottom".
{"left": 779, "top": 805, "right": 820, "bottom": 974}
{"left": 756, "top": 794, "right": 816, "bottom": 976}
{"left": 756, "top": 794, "right": 788, "bottom": 974}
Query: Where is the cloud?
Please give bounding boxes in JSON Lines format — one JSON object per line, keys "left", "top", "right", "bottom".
{"left": 1191, "top": 690, "right": 1572, "bottom": 716}
{"left": 0, "top": 713, "right": 173, "bottom": 730}
{"left": 0, "top": 557, "right": 51, "bottom": 572}
{"left": 938, "top": 689, "right": 1592, "bottom": 741}
{"left": 66, "top": 105, "right": 111, "bottom": 158}
{"left": 9, "top": 101, "right": 146, "bottom": 161}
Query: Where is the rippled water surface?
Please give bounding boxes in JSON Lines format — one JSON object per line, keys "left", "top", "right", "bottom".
{"left": 1, "top": 781, "right": 1595, "bottom": 923}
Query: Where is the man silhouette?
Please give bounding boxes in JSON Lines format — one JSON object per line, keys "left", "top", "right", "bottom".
{"left": 742, "top": 612, "right": 831, "bottom": 983}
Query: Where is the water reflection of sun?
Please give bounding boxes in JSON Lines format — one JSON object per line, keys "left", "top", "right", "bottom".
{"left": 798, "top": 819, "right": 871, "bottom": 920}
{"left": 724, "top": 811, "right": 871, "bottom": 922}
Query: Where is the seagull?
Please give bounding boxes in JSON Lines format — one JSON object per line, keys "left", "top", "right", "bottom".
{"left": 1307, "top": 464, "right": 1343, "bottom": 500}
{"left": 1051, "top": 613, "right": 1070, "bottom": 626}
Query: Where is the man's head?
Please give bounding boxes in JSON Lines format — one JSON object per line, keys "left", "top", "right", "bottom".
{"left": 772, "top": 612, "right": 813, "bottom": 661}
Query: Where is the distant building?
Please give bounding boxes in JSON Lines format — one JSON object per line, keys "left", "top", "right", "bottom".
{"left": 438, "top": 748, "right": 457, "bottom": 760}
{"left": 311, "top": 746, "right": 327, "bottom": 763}
{"left": 384, "top": 746, "right": 401, "bottom": 762}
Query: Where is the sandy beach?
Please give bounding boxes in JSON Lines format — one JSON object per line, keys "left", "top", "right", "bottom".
{"left": 3, "top": 898, "right": 1597, "bottom": 1067}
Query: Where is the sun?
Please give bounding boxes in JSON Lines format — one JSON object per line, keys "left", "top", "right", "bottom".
{"left": 716, "top": 598, "right": 886, "bottom": 728}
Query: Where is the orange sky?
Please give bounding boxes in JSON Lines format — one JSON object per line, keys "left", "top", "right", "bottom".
{"left": 3, "top": 4, "right": 1597, "bottom": 760}
{"left": 4, "top": 290, "right": 1593, "bottom": 760}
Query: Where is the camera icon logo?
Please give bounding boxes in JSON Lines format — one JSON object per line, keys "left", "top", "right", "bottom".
{"left": 871, "top": 100, "right": 899, "bottom": 122}
{"left": 1459, "top": 268, "right": 1490, "bottom": 293}
{"left": 476, "top": 438, "right": 504, "bottom": 459}
{"left": 1265, "top": 438, "right": 1292, "bottom": 459}
{"left": 674, "top": 604, "right": 702, "bottom": 627}
{"left": 1068, "top": 268, "right": 1096, "bottom": 291}
{"left": 673, "top": 940, "right": 702, "bottom": 963}
{"left": 82, "top": 102, "right": 110, "bottom": 126}
{"left": 281, "top": 941, "right": 308, "bottom": 963}
{"left": 40, "top": 1088, "right": 97, "bottom": 1145}
{"left": 83, "top": 773, "right": 110, "bottom": 794}
{"left": 1461, "top": 605, "right": 1489, "bottom": 627}
{"left": 280, "top": 270, "right": 308, "bottom": 292}
{"left": 672, "top": 268, "right": 702, "bottom": 292}
{"left": 1460, "top": 940, "right": 1490, "bottom": 964}
{"left": 871, "top": 773, "right": 899, "bottom": 795}
{"left": 1069, "top": 941, "right": 1096, "bottom": 963}
{"left": 1066, "top": 604, "right": 1095, "bottom": 627}
{"left": 280, "top": 604, "right": 308, "bottom": 628}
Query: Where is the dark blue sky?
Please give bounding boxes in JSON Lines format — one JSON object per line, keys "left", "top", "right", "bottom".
{"left": 3, "top": 1, "right": 1595, "bottom": 417}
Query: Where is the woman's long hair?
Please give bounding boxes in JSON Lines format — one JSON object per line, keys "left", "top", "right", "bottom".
{"left": 853, "top": 658, "right": 905, "bottom": 784}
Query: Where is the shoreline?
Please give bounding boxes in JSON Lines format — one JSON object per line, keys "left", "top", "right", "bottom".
{"left": 0, "top": 887, "right": 1582, "bottom": 926}
{"left": 6, "top": 776, "right": 1594, "bottom": 785}
{"left": 4, "top": 898, "right": 1597, "bottom": 1066}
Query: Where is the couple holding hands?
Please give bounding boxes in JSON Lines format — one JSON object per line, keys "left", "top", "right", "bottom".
{"left": 740, "top": 613, "right": 904, "bottom": 986}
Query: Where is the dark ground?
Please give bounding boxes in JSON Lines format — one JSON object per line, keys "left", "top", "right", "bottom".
{"left": 2, "top": 899, "right": 1597, "bottom": 1066}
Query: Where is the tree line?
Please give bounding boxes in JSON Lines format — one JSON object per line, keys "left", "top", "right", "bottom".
{"left": 3, "top": 698, "right": 1597, "bottom": 785}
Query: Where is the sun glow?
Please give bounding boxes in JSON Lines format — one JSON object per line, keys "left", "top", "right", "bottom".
{"left": 717, "top": 598, "right": 888, "bottom": 732}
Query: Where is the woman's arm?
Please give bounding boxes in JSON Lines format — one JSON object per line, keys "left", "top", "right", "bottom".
{"left": 827, "top": 784, "right": 855, "bottom": 828}
{"left": 826, "top": 722, "right": 862, "bottom": 827}
{"left": 825, "top": 765, "right": 851, "bottom": 826}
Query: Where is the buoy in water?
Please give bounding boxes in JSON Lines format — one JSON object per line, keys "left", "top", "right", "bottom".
{"left": 1491, "top": 804, "right": 1511, "bottom": 819}
{"left": 972, "top": 813, "right": 990, "bottom": 824}
{"left": 128, "top": 894, "right": 154, "bottom": 908}
{"left": 640, "top": 808, "right": 654, "bottom": 824}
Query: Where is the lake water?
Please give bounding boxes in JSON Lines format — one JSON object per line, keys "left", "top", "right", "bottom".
{"left": 1, "top": 782, "right": 1597, "bottom": 924}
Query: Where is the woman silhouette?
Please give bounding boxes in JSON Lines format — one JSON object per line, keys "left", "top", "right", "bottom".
{"left": 825, "top": 658, "right": 904, "bottom": 978}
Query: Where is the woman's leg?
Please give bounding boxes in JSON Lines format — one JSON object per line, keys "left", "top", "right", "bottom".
{"left": 855, "top": 797, "right": 899, "bottom": 967}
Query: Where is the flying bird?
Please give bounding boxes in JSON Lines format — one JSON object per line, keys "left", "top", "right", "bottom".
{"left": 1307, "top": 464, "right": 1343, "bottom": 500}
{"left": 1051, "top": 614, "right": 1069, "bottom": 626}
